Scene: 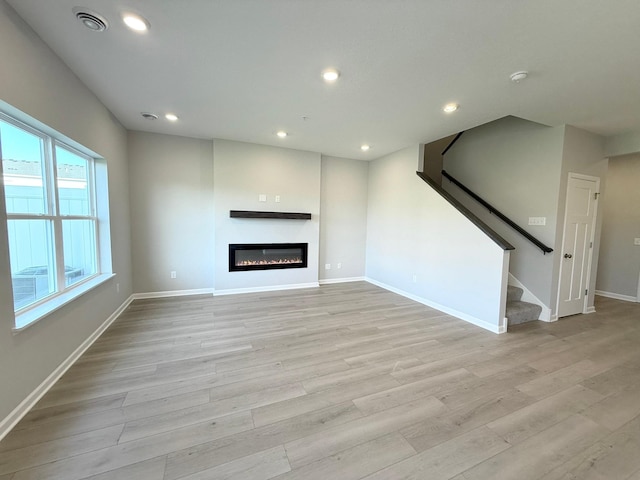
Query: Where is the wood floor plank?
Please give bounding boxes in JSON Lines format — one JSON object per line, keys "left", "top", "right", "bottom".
{"left": 460, "top": 414, "right": 609, "bottom": 480}
{"left": 82, "top": 456, "right": 166, "bottom": 480}
{"left": 176, "top": 446, "right": 290, "bottom": 480}
{"left": 362, "top": 426, "right": 509, "bottom": 480}
{"left": 486, "top": 384, "right": 604, "bottom": 445}
{"left": 301, "top": 358, "right": 421, "bottom": 393}
{"left": 284, "top": 396, "right": 447, "bottom": 469}
{"left": 252, "top": 374, "right": 401, "bottom": 427}
{"left": 164, "top": 402, "right": 363, "bottom": 480}
{"left": 581, "top": 383, "right": 640, "bottom": 431}
{"left": 10, "top": 412, "right": 253, "bottom": 480}
{"left": 352, "top": 367, "right": 475, "bottom": 415}
{"left": 516, "top": 359, "right": 610, "bottom": 399}
{"left": 2, "top": 286, "right": 639, "bottom": 480}
{"left": 0, "top": 425, "right": 123, "bottom": 476}
{"left": 15, "top": 393, "right": 126, "bottom": 430}
{"left": 401, "top": 389, "right": 533, "bottom": 452}
{"left": 277, "top": 433, "right": 415, "bottom": 480}
{"left": 0, "top": 390, "right": 210, "bottom": 452}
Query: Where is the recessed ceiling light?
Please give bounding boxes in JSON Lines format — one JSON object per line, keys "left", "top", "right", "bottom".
{"left": 73, "top": 8, "right": 109, "bottom": 32}
{"left": 141, "top": 112, "right": 158, "bottom": 120}
{"left": 322, "top": 69, "right": 340, "bottom": 83}
{"left": 443, "top": 103, "right": 459, "bottom": 113}
{"left": 122, "top": 13, "right": 150, "bottom": 32}
{"left": 165, "top": 113, "right": 178, "bottom": 122}
{"left": 276, "top": 131, "right": 287, "bottom": 138}
{"left": 361, "top": 144, "right": 370, "bottom": 152}
{"left": 510, "top": 71, "right": 529, "bottom": 83}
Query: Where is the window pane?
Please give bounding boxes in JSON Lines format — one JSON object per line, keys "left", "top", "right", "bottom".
{"left": 8, "top": 219, "right": 56, "bottom": 310}
{"left": 0, "top": 120, "right": 47, "bottom": 215}
{"left": 62, "top": 219, "right": 96, "bottom": 286}
{"left": 56, "top": 146, "right": 91, "bottom": 216}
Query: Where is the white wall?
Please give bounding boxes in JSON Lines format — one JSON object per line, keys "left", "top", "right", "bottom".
{"left": 0, "top": 1, "right": 131, "bottom": 427}
{"left": 128, "top": 131, "right": 214, "bottom": 294}
{"left": 366, "top": 145, "right": 509, "bottom": 333}
{"left": 596, "top": 153, "right": 639, "bottom": 299}
{"left": 319, "top": 156, "right": 368, "bottom": 281}
{"left": 213, "top": 139, "right": 321, "bottom": 292}
{"left": 604, "top": 131, "right": 640, "bottom": 158}
{"left": 443, "top": 116, "right": 565, "bottom": 309}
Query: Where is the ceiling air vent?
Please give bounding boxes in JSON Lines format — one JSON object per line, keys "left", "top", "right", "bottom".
{"left": 73, "top": 8, "right": 109, "bottom": 32}
{"left": 141, "top": 112, "right": 158, "bottom": 120}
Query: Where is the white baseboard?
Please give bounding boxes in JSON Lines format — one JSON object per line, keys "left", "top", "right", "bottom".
{"left": 0, "top": 294, "right": 134, "bottom": 442}
{"left": 214, "top": 282, "right": 319, "bottom": 296}
{"left": 365, "top": 277, "right": 506, "bottom": 334}
{"left": 584, "top": 306, "right": 596, "bottom": 314}
{"left": 508, "top": 273, "right": 552, "bottom": 321}
{"left": 132, "top": 288, "right": 214, "bottom": 300}
{"left": 319, "top": 277, "right": 366, "bottom": 285}
{"left": 595, "top": 290, "right": 638, "bottom": 303}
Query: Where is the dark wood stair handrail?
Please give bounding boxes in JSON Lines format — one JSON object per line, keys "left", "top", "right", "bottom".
{"left": 441, "top": 170, "right": 553, "bottom": 254}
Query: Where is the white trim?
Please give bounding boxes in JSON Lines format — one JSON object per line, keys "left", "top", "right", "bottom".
{"left": 584, "top": 306, "right": 596, "bottom": 314}
{"left": 365, "top": 277, "right": 506, "bottom": 334}
{"left": 319, "top": 277, "right": 366, "bottom": 285}
{"left": 132, "top": 288, "right": 215, "bottom": 300}
{"left": 595, "top": 290, "right": 638, "bottom": 303}
{"left": 214, "top": 282, "right": 319, "bottom": 296}
{"left": 508, "top": 273, "right": 552, "bottom": 321}
{"left": 13, "top": 273, "right": 116, "bottom": 332}
{"left": 0, "top": 294, "right": 134, "bottom": 442}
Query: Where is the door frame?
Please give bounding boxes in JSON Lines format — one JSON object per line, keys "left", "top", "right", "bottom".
{"left": 556, "top": 172, "right": 600, "bottom": 317}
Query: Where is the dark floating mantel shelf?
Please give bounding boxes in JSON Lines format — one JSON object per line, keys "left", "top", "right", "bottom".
{"left": 230, "top": 210, "right": 312, "bottom": 220}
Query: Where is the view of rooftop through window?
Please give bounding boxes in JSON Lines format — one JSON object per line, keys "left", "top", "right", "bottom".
{"left": 1, "top": 115, "right": 97, "bottom": 312}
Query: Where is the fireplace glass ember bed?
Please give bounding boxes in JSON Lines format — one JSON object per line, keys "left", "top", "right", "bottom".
{"left": 229, "top": 243, "right": 308, "bottom": 272}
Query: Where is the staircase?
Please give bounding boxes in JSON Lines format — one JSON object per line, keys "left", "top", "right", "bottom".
{"left": 506, "top": 285, "right": 542, "bottom": 326}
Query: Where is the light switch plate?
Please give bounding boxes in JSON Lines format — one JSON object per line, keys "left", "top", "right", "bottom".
{"left": 528, "top": 217, "right": 546, "bottom": 226}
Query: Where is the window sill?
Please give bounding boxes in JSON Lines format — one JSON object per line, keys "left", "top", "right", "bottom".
{"left": 13, "top": 273, "right": 116, "bottom": 333}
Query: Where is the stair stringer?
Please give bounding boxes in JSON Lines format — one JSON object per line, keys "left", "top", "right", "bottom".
{"left": 508, "top": 273, "right": 555, "bottom": 322}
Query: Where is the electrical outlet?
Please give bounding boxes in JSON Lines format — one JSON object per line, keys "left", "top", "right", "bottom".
{"left": 412, "top": 274, "right": 417, "bottom": 283}
{"left": 634, "top": 238, "right": 640, "bottom": 246}
{"left": 275, "top": 195, "right": 281, "bottom": 203}
{"left": 325, "top": 264, "right": 331, "bottom": 270}
{"left": 337, "top": 262, "right": 342, "bottom": 269}
{"left": 116, "top": 283, "right": 120, "bottom": 293}
{"left": 170, "top": 271, "right": 177, "bottom": 279}
{"left": 259, "top": 194, "right": 267, "bottom": 202}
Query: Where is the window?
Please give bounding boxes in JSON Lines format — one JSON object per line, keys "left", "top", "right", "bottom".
{"left": 1, "top": 112, "right": 101, "bottom": 318}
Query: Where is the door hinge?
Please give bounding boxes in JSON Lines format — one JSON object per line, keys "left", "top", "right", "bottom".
{"left": 594, "top": 192, "right": 600, "bottom": 200}
{"left": 590, "top": 242, "right": 593, "bottom": 248}
{"left": 585, "top": 289, "right": 588, "bottom": 295}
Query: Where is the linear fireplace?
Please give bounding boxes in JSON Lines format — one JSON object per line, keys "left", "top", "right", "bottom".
{"left": 229, "top": 243, "right": 308, "bottom": 272}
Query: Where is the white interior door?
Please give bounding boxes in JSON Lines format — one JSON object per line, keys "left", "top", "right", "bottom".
{"left": 558, "top": 173, "right": 600, "bottom": 318}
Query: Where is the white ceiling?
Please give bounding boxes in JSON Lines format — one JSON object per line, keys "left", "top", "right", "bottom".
{"left": 7, "top": 0, "right": 640, "bottom": 160}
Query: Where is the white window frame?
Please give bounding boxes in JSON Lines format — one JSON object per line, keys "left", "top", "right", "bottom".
{"left": 1, "top": 110, "right": 113, "bottom": 331}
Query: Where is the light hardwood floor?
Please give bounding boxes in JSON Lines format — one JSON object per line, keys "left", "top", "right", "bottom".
{"left": 2, "top": 282, "right": 640, "bottom": 479}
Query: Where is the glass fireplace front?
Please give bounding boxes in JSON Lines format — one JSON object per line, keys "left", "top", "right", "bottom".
{"left": 229, "top": 243, "right": 308, "bottom": 271}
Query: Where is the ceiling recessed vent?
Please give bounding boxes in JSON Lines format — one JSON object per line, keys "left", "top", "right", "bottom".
{"left": 73, "top": 8, "right": 109, "bottom": 32}
{"left": 141, "top": 112, "right": 158, "bottom": 120}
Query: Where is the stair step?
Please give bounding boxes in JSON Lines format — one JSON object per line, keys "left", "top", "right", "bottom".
{"left": 506, "top": 300, "right": 542, "bottom": 326}
{"left": 507, "top": 285, "right": 523, "bottom": 302}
